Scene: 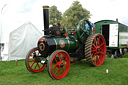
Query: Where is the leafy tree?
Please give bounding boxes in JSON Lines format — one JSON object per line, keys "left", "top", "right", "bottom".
{"left": 49, "top": 5, "right": 62, "bottom": 25}
{"left": 61, "top": 1, "right": 91, "bottom": 29}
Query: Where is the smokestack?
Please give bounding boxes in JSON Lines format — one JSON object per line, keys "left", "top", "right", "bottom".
{"left": 43, "top": 6, "right": 49, "bottom": 35}
{"left": 116, "top": 18, "right": 118, "bottom": 22}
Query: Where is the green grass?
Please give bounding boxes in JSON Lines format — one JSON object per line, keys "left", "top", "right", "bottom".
{"left": 124, "top": 52, "right": 128, "bottom": 58}
{"left": 0, "top": 55, "right": 128, "bottom": 85}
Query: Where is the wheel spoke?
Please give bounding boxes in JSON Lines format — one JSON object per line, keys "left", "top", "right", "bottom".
{"left": 54, "top": 57, "right": 58, "bottom": 63}
{"left": 99, "top": 43, "right": 104, "bottom": 47}
{"left": 91, "top": 49, "right": 96, "bottom": 52}
{"left": 30, "top": 62, "right": 35, "bottom": 67}
{"left": 80, "top": 32, "right": 85, "bottom": 38}
{"left": 37, "top": 63, "right": 40, "bottom": 69}
{"left": 52, "top": 65, "right": 57, "bottom": 72}
{"left": 99, "top": 52, "right": 104, "bottom": 55}
{"left": 29, "top": 60, "right": 34, "bottom": 62}
{"left": 59, "top": 68, "right": 61, "bottom": 75}
{"left": 91, "top": 46, "right": 96, "bottom": 50}
{"left": 60, "top": 55, "right": 64, "bottom": 61}
{"left": 92, "top": 43, "right": 96, "bottom": 49}
{"left": 91, "top": 52, "right": 94, "bottom": 56}
{"left": 80, "top": 27, "right": 84, "bottom": 31}
{"left": 61, "top": 67, "right": 65, "bottom": 72}
{"left": 85, "top": 34, "right": 106, "bottom": 66}
{"left": 52, "top": 63, "right": 57, "bottom": 65}
{"left": 34, "top": 62, "right": 38, "bottom": 70}
{"left": 62, "top": 59, "right": 66, "bottom": 64}
{"left": 48, "top": 50, "right": 70, "bottom": 79}
{"left": 57, "top": 54, "right": 61, "bottom": 61}
{"left": 26, "top": 48, "right": 46, "bottom": 73}
{"left": 63, "top": 64, "right": 68, "bottom": 67}
{"left": 92, "top": 53, "right": 96, "bottom": 59}
{"left": 59, "top": 54, "right": 61, "bottom": 61}
{"left": 55, "top": 68, "right": 59, "bottom": 76}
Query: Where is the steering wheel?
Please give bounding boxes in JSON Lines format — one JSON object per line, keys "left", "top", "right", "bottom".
{"left": 76, "top": 19, "right": 92, "bottom": 43}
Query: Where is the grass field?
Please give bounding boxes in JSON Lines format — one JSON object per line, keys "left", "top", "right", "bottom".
{"left": 0, "top": 53, "right": 128, "bottom": 85}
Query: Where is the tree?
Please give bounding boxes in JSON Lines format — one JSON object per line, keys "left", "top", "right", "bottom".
{"left": 61, "top": 1, "right": 91, "bottom": 29}
{"left": 49, "top": 5, "right": 62, "bottom": 25}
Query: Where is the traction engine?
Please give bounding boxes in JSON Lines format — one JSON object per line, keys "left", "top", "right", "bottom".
{"left": 25, "top": 6, "right": 106, "bottom": 80}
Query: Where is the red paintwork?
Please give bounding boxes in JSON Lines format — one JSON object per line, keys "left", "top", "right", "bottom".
{"left": 50, "top": 51, "right": 70, "bottom": 79}
{"left": 64, "top": 33, "right": 68, "bottom": 37}
{"left": 91, "top": 34, "right": 106, "bottom": 66}
{"left": 27, "top": 48, "right": 46, "bottom": 72}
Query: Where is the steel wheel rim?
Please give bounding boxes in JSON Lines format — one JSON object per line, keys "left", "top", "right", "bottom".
{"left": 27, "top": 48, "right": 46, "bottom": 72}
{"left": 50, "top": 51, "right": 70, "bottom": 79}
{"left": 91, "top": 34, "right": 106, "bottom": 66}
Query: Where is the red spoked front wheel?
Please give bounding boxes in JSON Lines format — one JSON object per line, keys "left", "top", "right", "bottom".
{"left": 85, "top": 34, "right": 106, "bottom": 66}
{"left": 25, "top": 47, "right": 46, "bottom": 73}
{"left": 47, "top": 50, "right": 70, "bottom": 80}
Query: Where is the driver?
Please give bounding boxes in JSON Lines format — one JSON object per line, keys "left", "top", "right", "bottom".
{"left": 85, "top": 23, "right": 95, "bottom": 30}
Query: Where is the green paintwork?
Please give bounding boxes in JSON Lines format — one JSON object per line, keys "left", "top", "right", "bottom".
{"left": 51, "top": 19, "right": 92, "bottom": 52}
{"left": 76, "top": 19, "right": 92, "bottom": 43}
{"left": 53, "top": 36, "right": 79, "bottom": 51}
{"left": 36, "top": 19, "right": 94, "bottom": 64}
{"left": 95, "top": 20, "right": 118, "bottom": 33}
{"left": 52, "top": 57, "right": 59, "bottom": 63}
{"left": 95, "top": 20, "right": 128, "bottom": 49}
{"left": 107, "top": 47, "right": 118, "bottom": 49}
{"left": 35, "top": 57, "right": 42, "bottom": 62}
{"left": 108, "top": 46, "right": 127, "bottom": 49}
{"left": 119, "top": 45, "right": 127, "bottom": 48}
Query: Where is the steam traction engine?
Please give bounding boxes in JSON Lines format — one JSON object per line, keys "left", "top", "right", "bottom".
{"left": 25, "top": 6, "right": 106, "bottom": 80}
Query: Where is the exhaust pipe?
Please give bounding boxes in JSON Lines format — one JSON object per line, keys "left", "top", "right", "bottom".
{"left": 43, "top": 6, "right": 49, "bottom": 35}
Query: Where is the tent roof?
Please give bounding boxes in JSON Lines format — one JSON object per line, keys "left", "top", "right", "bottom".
{"left": 7, "top": 21, "right": 43, "bottom": 61}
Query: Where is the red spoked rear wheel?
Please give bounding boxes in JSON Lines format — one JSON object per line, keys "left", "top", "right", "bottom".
{"left": 85, "top": 34, "right": 106, "bottom": 66}
{"left": 47, "top": 50, "right": 70, "bottom": 80}
{"left": 25, "top": 47, "right": 46, "bottom": 73}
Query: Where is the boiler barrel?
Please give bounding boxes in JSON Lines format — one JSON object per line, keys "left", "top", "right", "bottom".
{"left": 38, "top": 37, "right": 79, "bottom": 57}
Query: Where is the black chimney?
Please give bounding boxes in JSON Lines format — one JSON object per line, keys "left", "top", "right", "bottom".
{"left": 116, "top": 18, "right": 118, "bottom": 22}
{"left": 43, "top": 6, "right": 49, "bottom": 35}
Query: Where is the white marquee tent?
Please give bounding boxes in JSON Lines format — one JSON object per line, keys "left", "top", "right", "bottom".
{"left": 1, "top": 21, "right": 43, "bottom": 61}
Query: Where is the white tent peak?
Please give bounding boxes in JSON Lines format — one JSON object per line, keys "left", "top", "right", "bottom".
{"left": 10, "top": 21, "right": 40, "bottom": 34}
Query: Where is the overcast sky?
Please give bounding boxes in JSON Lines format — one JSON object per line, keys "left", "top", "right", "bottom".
{"left": 0, "top": 0, "right": 128, "bottom": 42}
